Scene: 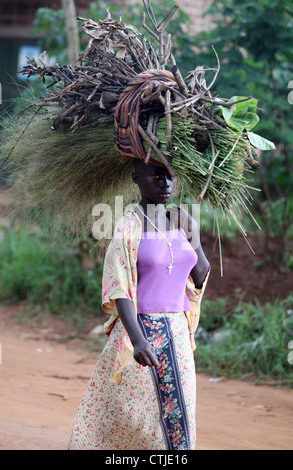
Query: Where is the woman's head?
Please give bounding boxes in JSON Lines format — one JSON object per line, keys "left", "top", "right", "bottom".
{"left": 132, "top": 158, "right": 176, "bottom": 205}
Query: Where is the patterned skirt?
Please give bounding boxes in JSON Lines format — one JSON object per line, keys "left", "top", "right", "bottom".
{"left": 68, "top": 312, "right": 196, "bottom": 450}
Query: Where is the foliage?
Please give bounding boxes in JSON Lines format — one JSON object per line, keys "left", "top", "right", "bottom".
{"left": 197, "top": 297, "right": 228, "bottom": 332}
{"left": 195, "top": 295, "right": 293, "bottom": 386}
{"left": 32, "top": 0, "right": 196, "bottom": 76}
{"left": 32, "top": 7, "right": 68, "bottom": 63}
{"left": 0, "top": 224, "right": 103, "bottom": 316}
{"left": 194, "top": 0, "right": 293, "bottom": 265}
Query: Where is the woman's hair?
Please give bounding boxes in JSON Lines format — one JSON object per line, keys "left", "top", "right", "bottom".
{"left": 134, "top": 158, "right": 148, "bottom": 174}
{"left": 134, "top": 158, "right": 169, "bottom": 175}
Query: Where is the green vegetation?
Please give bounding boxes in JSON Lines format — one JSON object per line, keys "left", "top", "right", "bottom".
{"left": 0, "top": 224, "right": 102, "bottom": 320}
{"left": 196, "top": 296, "right": 293, "bottom": 386}
{"left": 156, "top": 117, "right": 263, "bottom": 227}
{"left": 194, "top": 0, "right": 293, "bottom": 267}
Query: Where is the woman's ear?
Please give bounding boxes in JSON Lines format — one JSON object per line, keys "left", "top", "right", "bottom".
{"left": 132, "top": 171, "right": 140, "bottom": 184}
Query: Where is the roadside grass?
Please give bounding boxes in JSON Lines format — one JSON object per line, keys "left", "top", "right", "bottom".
{"left": 196, "top": 296, "right": 293, "bottom": 387}
{"left": 0, "top": 224, "right": 103, "bottom": 323}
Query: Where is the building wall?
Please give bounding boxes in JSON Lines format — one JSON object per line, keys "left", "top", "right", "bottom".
{"left": 178, "top": 0, "right": 214, "bottom": 34}
{"left": 107, "top": 0, "right": 214, "bottom": 34}
{"left": 0, "top": 1, "right": 90, "bottom": 38}
{"left": 0, "top": 0, "right": 213, "bottom": 37}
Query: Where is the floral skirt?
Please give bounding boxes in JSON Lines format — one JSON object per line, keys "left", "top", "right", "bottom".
{"left": 68, "top": 311, "right": 196, "bottom": 450}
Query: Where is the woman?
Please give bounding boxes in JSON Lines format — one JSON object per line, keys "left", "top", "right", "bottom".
{"left": 68, "top": 158, "right": 210, "bottom": 450}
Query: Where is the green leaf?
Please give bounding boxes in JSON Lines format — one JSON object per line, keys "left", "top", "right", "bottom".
{"left": 220, "top": 106, "right": 233, "bottom": 121}
{"left": 240, "top": 111, "right": 259, "bottom": 130}
{"left": 215, "top": 96, "right": 260, "bottom": 131}
{"left": 227, "top": 96, "right": 258, "bottom": 116}
{"left": 220, "top": 106, "right": 259, "bottom": 131}
{"left": 227, "top": 115, "right": 251, "bottom": 131}
{"left": 247, "top": 132, "right": 276, "bottom": 150}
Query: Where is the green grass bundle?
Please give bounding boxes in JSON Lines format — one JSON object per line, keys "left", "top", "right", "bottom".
{"left": 155, "top": 116, "right": 260, "bottom": 236}
{"left": 1, "top": 115, "right": 139, "bottom": 239}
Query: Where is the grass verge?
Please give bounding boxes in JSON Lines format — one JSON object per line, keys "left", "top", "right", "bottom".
{"left": 196, "top": 296, "right": 293, "bottom": 387}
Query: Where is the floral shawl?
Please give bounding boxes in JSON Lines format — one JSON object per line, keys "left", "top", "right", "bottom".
{"left": 101, "top": 207, "right": 210, "bottom": 385}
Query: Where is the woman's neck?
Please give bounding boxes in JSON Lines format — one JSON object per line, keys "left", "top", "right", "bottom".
{"left": 138, "top": 197, "right": 166, "bottom": 212}
{"left": 137, "top": 198, "right": 171, "bottom": 232}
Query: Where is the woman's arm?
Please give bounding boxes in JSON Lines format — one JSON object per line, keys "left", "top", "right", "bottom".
{"left": 190, "top": 243, "right": 210, "bottom": 289}
{"left": 116, "top": 298, "right": 160, "bottom": 368}
{"left": 176, "top": 206, "right": 210, "bottom": 288}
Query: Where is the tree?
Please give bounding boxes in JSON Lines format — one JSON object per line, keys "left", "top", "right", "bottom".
{"left": 61, "top": 0, "right": 79, "bottom": 65}
{"left": 193, "top": 0, "right": 293, "bottom": 267}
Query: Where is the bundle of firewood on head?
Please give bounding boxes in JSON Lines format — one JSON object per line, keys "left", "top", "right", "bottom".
{"left": 1, "top": 0, "right": 275, "bottom": 240}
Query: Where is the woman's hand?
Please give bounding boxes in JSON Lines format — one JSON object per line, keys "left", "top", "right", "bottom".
{"left": 116, "top": 298, "right": 160, "bottom": 368}
{"left": 132, "top": 337, "right": 160, "bottom": 368}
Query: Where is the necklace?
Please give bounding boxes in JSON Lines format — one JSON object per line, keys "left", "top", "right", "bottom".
{"left": 136, "top": 204, "right": 175, "bottom": 274}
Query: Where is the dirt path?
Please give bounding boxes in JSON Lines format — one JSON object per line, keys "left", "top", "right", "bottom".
{"left": 0, "top": 304, "right": 293, "bottom": 451}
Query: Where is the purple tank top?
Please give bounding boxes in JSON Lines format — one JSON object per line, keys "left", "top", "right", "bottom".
{"left": 136, "top": 227, "right": 198, "bottom": 314}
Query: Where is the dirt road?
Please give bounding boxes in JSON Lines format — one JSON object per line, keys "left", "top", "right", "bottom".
{"left": 0, "top": 304, "right": 292, "bottom": 451}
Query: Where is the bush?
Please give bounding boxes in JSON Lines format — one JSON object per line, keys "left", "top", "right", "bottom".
{"left": 0, "top": 225, "right": 103, "bottom": 317}
{"left": 195, "top": 296, "right": 293, "bottom": 386}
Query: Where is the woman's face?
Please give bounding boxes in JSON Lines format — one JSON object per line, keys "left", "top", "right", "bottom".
{"left": 132, "top": 161, "right": 176, "bottom": 205}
